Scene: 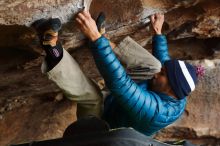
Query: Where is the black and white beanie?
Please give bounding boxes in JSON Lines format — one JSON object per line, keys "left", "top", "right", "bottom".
{"left": 164, "top": 59, "right": 198, "bottom": 99}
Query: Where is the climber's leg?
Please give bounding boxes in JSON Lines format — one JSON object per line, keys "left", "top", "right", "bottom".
{"left": 95, "top": 12, "right": 161, "bottom": 81}
{"left": 33, "top": 18, "right": 103, "bottom": 119}
{"left": 41, "top": 47, "right": 103, "bottom": 119}
{"left": 112, "top": 36, "right": 162, "bottom": 81}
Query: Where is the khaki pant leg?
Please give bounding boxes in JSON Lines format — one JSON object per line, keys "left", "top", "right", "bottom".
{"left": 41, "top": 49, "right": 103, "bottom": 118}
{"left": 113, "top": 36, "right": 162, "bottom": 80}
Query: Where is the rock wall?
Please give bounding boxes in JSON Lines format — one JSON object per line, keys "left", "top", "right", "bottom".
{"left": 0, "top": 0, "right": 220, "bottom": 145}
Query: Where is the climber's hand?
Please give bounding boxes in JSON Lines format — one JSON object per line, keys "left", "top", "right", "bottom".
{"left": 76, "top": 10, "right": 101, "bottom": 42}
{"left": 150, "top": 13, "right": 164, "bottom": 35}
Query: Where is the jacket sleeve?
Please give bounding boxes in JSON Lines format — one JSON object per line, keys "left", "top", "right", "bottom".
{"left": 91, "top": 36, "right": 159, "bottom": 124}
{"left": 152, "top": 35, "right": 171, "bottom": 65}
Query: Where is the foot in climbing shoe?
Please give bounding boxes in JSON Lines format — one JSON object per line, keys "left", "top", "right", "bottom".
{"left": 96, "top": 12, "right": 106, "bottom": 35}
{"left": 32, "top": 18, "right": 62, "bottom": 47}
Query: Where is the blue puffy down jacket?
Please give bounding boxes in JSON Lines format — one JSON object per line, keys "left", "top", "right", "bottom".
{"left": 91, "top": 35, "right": 186, "bottom": 136}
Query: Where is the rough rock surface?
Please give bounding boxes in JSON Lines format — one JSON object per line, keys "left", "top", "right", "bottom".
{"left": 0, "top": 0, "right": 92, "bottom": 26}
{"left": 0, "top": 0, "right": 220, "bottom": 146}
{"left": 0, "top": 95, "right": 76, "bottom": 146}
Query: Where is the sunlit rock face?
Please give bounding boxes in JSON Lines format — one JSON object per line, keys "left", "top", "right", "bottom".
{"left": 0, "top": 0, "right": 220, "bottom": 145}
{"left": 0, "top": 0, "right": 91, "bottom": 26}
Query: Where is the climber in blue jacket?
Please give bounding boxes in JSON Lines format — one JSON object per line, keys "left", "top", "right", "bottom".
{"left": 75, "top": 11, "right": 199, "bottom": 136}
{"left": 34, "top": 10, "right": 200, "bottom": 136}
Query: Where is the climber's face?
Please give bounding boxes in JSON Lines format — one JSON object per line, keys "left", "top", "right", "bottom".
{"left": 149, "top": 67, "right": 176, "bottom": 98}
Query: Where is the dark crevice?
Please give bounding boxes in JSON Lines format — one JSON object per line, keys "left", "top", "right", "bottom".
{"left": 0, "top": 47, "right": 38, "bottom": 73}
{"left": 0, "top": 24, "right": 41, "bottom": 73}
{"left": 145, "top": 37, "right": 220, "bottom": 60}
{"left": 204, "top": 37, "right": 220, "bottom": 58}
{"left": 167, "top": 20, "right": 197, "bottom": 40}
{"left": 168, "top": 37, "right": 217, "bottom": 60}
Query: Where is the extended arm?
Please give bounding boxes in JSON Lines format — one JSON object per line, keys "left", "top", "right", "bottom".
{"left": 151, "top": 13, "right": 171, "bottom": 65}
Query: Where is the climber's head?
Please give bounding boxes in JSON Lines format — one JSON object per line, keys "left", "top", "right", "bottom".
{"left": 149, "top": 66, "right": 176, "bottom": 98}
{"left": 149, "top": 60, "right": 202, "bottom": 99}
